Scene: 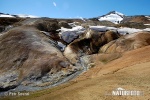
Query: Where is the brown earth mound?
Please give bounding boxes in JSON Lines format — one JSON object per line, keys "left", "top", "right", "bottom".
{"left": 128, "top": 16, "right": 150, "bottom": 24}
{"left": 100, "top": 31, "right": 150, "bottom": 53}
{"left": 122, "top": 16, "right": 150, "bottom": 24}
{"left": 0, "top": 26, "right": 77, "bottom": 91}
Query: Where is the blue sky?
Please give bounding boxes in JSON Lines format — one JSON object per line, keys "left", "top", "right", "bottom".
{"left": 0, "top": 0, "right": 150, "bottom": 18}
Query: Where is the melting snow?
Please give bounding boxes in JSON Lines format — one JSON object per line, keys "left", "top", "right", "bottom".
{"left": 58, "top": 26, "right": 85, "bottom": 33}
{"left": 58, "top": 26, "right": 85, "bottom": 43}
{"left": 89, "top": 25, "right": 150, "bottom": 35}
{"left": 57, "top": 42, "right": 66, "bottom": 51}
{"left": 145, "top": 16, "right": 150, "bottom": 20}
{"left": 89, "top": 26, "right": 117, "bottom": 32}
{"left": 79, "top": 17, "right": 86, "bottom": 22}
{"left": 115, "top": 11, "right": 124, "bottom": 16}
{"left": 0, "top": 14, "right": 15, "bottom": 18}
{"left": 117, "top": 27, "right": 142, "bottom": 34}
{"left": 145, "top": 16, "right": 150, "bottom": 18}
{"left": 58, "top": 22, "right": 150, "bottom": 43}
{"left": 144, "top": 24, "right": 150, "bottom": 26}
{"left": 17, "top": 14, "right": 39, "bottom": 18}
{"left": 0, "top": 13, "right": 39, "bottom": 18}
{"left": 99, "top": 14, "right": 123, "bottom": 24}
{"left": 68, "top": 23, "right": 77, "bottom": 27}
{"left": 143, "top": 28, "right": 150, "bottom": 32}
{"left": 68, "top": 22, "right": 80, "bottom": 27}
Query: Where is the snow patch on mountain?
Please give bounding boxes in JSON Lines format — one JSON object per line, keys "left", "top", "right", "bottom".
{"left": 0, "top": 13, "right": 39, "bottom": 18}
{"left": 117, "top": 27, "right": 142, "bottom": 34}
{"left": 145, "top": 16, "right": 150, "bottom": 18}
{"left": 89, "top": 26, "right": 117, "bottom": 32}
{"left": 89, "top": 25, "right": 150, "bottom": 35}
{"left": 0, "top": 14, "right": 15, "bottom": 18}
{"left": 145, "top": 16, "right": 150, "bottom": 21}
{"left": 98, "top": 11, "right": 124, "bottom": 24}
{"left": 144, "top": 24, "right": 150, "bottom": 26}
{"left": 16, "top": 14, "right": 39, "bottom": 18}
{"left": 143, "top": 28, "right": 150, "bottom": 32}
{"left": 58, "top": 23, "right": 149, "bottom": 44}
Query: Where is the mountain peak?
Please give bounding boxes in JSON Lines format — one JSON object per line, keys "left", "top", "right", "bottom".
{"left": 0, "top": 12, "right": 39, "bottom": 18}
{"left": 98, "top": 11, "right": 125, "bottom": 24}
{"left": 106, "top": 11, "right": 125, "bottom": 17}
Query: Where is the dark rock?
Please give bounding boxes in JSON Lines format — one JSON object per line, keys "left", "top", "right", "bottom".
{"left": 58, "top": 21, "right": 72, "bottom": 28}
{"left": 0, "top": 26, "right": 5, "bottom": 32}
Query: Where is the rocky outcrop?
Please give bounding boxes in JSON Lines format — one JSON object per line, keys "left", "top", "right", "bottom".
{"left": 0, "top": 26, "right": 4, "bottom": 32}
{"left": 99, "top": 31, "right": 150, "bottom": 53}
{"left": 0, "top": 18, "right": 24, "bottom": 33}
{"left": 0, "top": 26, "right": 78, "bottom": 91}
{"left": 88, "top": 30, "right": 120, "bottom": 53}
{"left": 58, "top": 21, "right": 72, "bottom": 28}
{"left": 64, "top": 38, "right": 91, "bottom": 64}
{"left": 64, "top": 30, "right": 120, "bottom": 64}
{"left": 15, "top": 18, "right": 60, "bottom": 32}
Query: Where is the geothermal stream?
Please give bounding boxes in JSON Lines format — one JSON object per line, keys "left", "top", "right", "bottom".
{"left": 0, "top": 53, "right": 88, "bottom": 96}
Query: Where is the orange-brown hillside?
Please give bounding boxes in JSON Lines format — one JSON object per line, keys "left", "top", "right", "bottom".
{"left": 8, "top": 45, "right": 150, "bottom": 100}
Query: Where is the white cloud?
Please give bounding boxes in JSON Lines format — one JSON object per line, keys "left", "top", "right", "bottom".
{"left": 53, "top": 2, "right": 57, "bottom": 7}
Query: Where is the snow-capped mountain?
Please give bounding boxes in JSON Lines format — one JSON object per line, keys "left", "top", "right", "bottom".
{"left": 16, "top": 14, "right": 39, "bottom": 18}
{"left": 98, "top": 11, "right": 125, "bottom": 24}
{"left": 0, "top": 13, "right": 15, "bottom": 18}
{"left": 0, "top": 13, "right": 39, "bottom": 18}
